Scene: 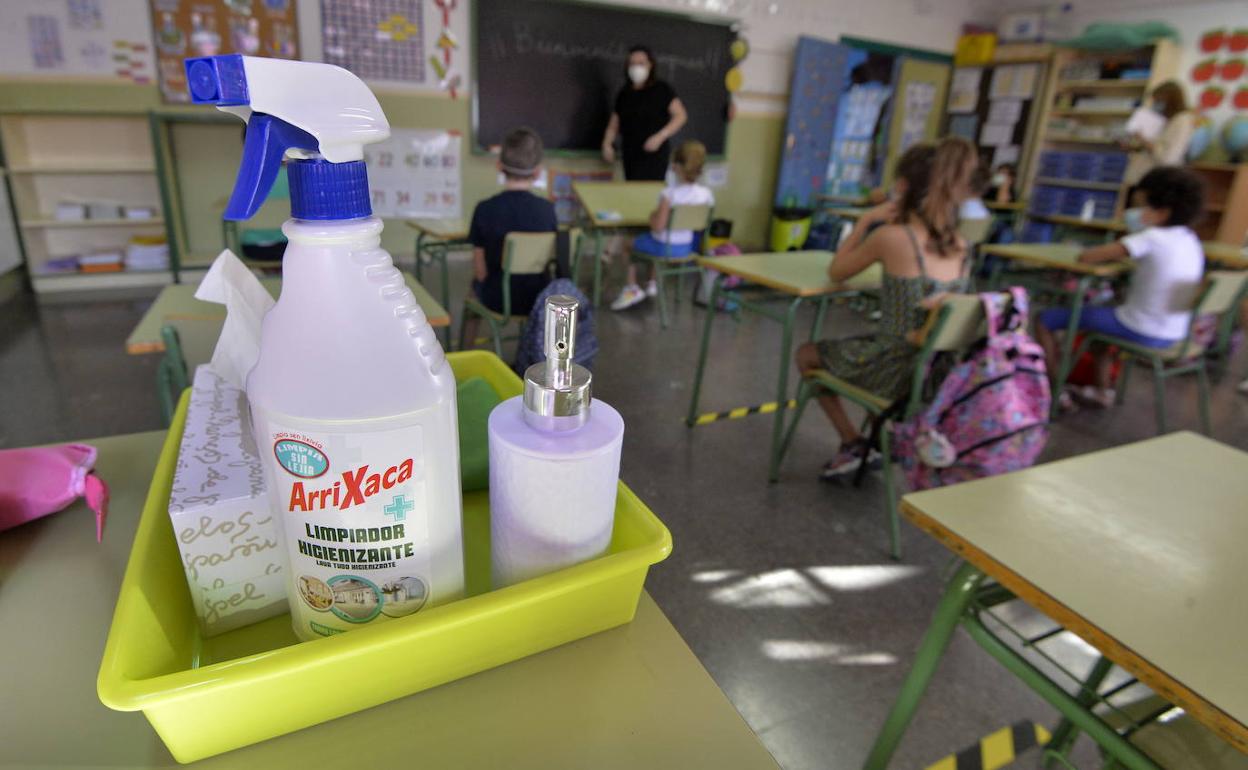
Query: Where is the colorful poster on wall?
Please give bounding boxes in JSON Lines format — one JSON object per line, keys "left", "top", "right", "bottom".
{"left": 321, "top": 0, "right": 426, "bottom": 83}
{"left": 0, "top": 0, "right": 153, "bottom": 82}
{"left": 149, "top": 0, "right": 299, "bottom": 103}
{"left": 549, "top": 169, "right": 612, "bottom": 225}
{"left": 899, "top": 81, "right": 936, "bottom": 153}
{"left": 947, "top": 67, "right": 982, "bottom": 114}
{"left": 365, "top": 129, "right": 461, "bottom": 220}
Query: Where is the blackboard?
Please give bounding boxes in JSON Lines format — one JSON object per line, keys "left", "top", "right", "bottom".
{"left": 475, "top": 0, "right": 734, "bottom": 154}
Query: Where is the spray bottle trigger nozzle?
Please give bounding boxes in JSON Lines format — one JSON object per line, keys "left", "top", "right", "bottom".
{"left": 225, "top": 113, "right": 319, "bottom": 221}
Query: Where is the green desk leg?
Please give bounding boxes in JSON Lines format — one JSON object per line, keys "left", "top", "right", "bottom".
{"left": 1050, "top": 274, "right": 1093, "bottom": 418}
{"left": 414, "top": 233, "right": 452, "bottom": 350}
{"left": 963, "top": 621, "right": 1161, "bottom": 770}
{"left": 810, "top": 296, "right": 829, "bottom": 340}
{"left": 414, "top": 232, "right": 427, "bottom": 292}
{"left": 767, "top": 297, "right": 803, "bottom": 483}
{"left": 1044, "top": 655, "right": 1115, "bottom": 766}
{"left": 593, "top": 230, "right": 605, "bottom": 308}
{"left": 435, "top": 243, "right": 451, "bottom": 350}
{"left": 686, "top": 273, "right": 723, "bottom": 427}
{"left": 862, "top": 562, "right": 986, "bottom": 770}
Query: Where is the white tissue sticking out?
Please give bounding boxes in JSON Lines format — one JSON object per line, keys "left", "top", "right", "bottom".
{"left": 193, "top": 249, "right": 275, "bottom": 389}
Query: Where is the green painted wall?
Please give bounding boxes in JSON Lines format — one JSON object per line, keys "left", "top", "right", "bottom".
{"left": 1, "top": 81, "right": 784, "bottom": 261}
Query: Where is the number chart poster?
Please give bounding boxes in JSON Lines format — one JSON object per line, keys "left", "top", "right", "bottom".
{"left": 321, "top": 0, "right": 425, "bottom": 84}
{"left": 149, "top": 0, "right": 299, "bottom": 103}
{"left": 365, "top": 129, "right": 461, "bottom": 220}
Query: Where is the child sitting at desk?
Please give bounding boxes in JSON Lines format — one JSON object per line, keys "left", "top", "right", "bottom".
{"left": 794, "top": 137, "right": 978, "bottom": 480}
{"left": 1035, "top": 166, "right": 1205, "bottom": 409}
{"left": 463, "top": 127, "right": 558, "bottom": 348}
{"left": 610, "top": 140, "right": 714, "bottom": 311}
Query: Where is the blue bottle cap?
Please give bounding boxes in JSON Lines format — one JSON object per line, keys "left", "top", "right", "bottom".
{"left": 287, "top": 159, "right": 372, "bottom": 221}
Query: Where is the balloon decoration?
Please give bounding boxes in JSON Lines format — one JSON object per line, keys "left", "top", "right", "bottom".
{"left": 724, "top": 35, "right": 749, "bottom": 122}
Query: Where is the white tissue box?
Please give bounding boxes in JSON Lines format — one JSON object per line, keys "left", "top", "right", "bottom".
{"left": 168, "top": 365, "right": 287, "bottom": 636}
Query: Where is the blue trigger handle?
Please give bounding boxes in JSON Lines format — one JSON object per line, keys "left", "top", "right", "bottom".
{"left": 226, "top": 114, "right": 318, "bottom": 221}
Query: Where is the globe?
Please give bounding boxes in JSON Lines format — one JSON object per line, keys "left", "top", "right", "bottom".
{"left": 1187, "top": 115, "right": 1214, "bottom": 161}
{"left": 1223, "top": 115, "right": 1248, "bottom": 162}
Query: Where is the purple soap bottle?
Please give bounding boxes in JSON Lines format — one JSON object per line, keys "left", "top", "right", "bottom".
{"left": 487, "top": 296, "right": 624, "bottom": 588}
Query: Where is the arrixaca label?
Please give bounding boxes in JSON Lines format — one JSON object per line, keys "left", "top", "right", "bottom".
{"left": 261, "top": 423, "right": 431, "bottom": 639}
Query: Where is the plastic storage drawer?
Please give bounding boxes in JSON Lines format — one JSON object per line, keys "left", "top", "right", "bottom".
{"left": 98, "top": 350, "right": 673, "bottom": 763}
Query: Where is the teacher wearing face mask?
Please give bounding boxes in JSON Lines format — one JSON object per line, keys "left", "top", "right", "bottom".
{"left": 600, "top": 44, "right": 688, "bottom": 181}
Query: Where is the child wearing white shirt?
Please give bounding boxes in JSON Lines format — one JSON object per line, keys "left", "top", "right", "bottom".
{"left": 610, "top": 140, "right": 714, "bottom": 311}
{"left": 1035, "top": 166, "right": 1206, "bottom": 408}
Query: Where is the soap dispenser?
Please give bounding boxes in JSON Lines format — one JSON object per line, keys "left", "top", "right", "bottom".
{"left": 488, "top": 296, "right": 624, "bottom": 588}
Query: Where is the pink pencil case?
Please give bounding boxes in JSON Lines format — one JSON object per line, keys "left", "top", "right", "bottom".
{"left": 0, "top": 443, "right": 109, "bottom": 541}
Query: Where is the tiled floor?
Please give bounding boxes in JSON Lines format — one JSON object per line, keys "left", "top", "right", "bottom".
{"left": 4, "top": 254, "right": 1246, "bottom": 769}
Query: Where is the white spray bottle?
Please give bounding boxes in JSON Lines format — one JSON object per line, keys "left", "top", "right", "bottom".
{"left": 186, "top": 55, "right": 464, "bottom": 641}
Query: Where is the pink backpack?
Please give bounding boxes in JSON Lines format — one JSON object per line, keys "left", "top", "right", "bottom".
{"left": 892, "top": 287, "right": 1051, "bottom": 491}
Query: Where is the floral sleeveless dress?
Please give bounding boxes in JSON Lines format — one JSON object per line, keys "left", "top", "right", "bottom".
{"left": 815, "top": 228, "right": 968, "bottom": 403}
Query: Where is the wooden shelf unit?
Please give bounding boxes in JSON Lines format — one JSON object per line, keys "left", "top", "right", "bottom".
{"left": 0, "top": 112, "right": 170, "bottom": 294}
{"left": 1056, "top": 79, "right": 1149, "bottom": 90}
{"left": 21, "top": 217, "right": 164, "bottom": 229}
{"left": 1187, "top": 163, "right": 1248, "bottom": 245}
{"left": 1022, "top": 39, "right": 1180, "bottom": 236}
{"left": 1034, "top": 177, "right": 1122, "bottom": 192}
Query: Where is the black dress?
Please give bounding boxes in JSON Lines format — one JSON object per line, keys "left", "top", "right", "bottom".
{"left": 615, "top": 80, "right": 677, "bottom": 181}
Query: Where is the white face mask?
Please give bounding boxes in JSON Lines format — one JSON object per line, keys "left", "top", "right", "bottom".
{"left": 1123, "top": 207, "right": 1147, "bottom": 233}
{"left": 628, "top": 64, "right": 650, "bottom": 86}
{"left": 991, "top": 173, "right": 1008, "bottom": 188}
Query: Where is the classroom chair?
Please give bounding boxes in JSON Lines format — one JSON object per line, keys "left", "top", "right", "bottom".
{"left": 775, "top": 293, "right": 1008, "bottom": 560}
{"left": 156, "top": 325, "right": 190, "bottom": 427}
{"left": 958, "top": 217, "right": 993, "bottom": 287}
{"left": 1072, "top": 270, "right": 1248, "bottom": 436}
{"left": 630, "top": 204, "right": 712, "bottom": 328}
{"left": 459, "top": 231, "right": 557, "bottom": 357}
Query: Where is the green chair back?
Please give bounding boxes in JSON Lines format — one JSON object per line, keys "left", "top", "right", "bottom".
{"left": 902, "top": 292, "right": 1012, "bottom": 417}
{"left": 156, "top": 325, "right": 190, "bottom": 426}
{"left": 503, "top": 232, "right": 557, "bottom": 276}
{"left": 958, "top": 217, "right": 993, "bottom": 247}
{"left": 1195, "top": 270, "right": 1248, "bottom": 317}
{"left": 925, "top": 293, "right": 995, "bottom": 352}
{"left": 668, "top": 203, "right": 713, "bottom": 233}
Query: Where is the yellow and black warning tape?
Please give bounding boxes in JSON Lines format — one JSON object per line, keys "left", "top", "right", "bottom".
{"left": 925, "top": 721, "right": 1051, "bottom": 770}
{"left": 691, "top": 399, "right": 797, "bottom": 426}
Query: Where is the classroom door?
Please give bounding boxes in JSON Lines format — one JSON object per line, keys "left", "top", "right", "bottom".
{"left": 774, "top": 37, "right": 853, "bottom": 209}
{"left": 881, "top": 58, "right": 952, "bottom": 188}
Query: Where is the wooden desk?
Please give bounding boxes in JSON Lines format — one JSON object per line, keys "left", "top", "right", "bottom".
{"left": 406, "top": 219, "right": 471, "bottom": 348}
{"left": 864, "top": 432, "right": 1248, "bottom": 769}
{"left": 686, "top": 251, "right": 882, "bottom": 482}
{"left": 815, "top": 193, "right": 871, "bottom": 207}
{"left": 980, "top": 243, "right": 1129, "bottom": 412}
{"left": 985, "top": 200, "right": 1027, "bottom": 213}
{"left": 1204, "top": 241, "right": 1248, "bottom": 271}
{"left": 824, "top": 206, "right": 869, "bottom": 222}
{"left": 573, "top": 181, "right": 664, "bottom": 228}
{"left": 572, "top": 182, "right": 665, "bottom": 306}
{"left": 0, "top": 430, "right": 778, "bottom": 769}
{"left": 126, "top": 274, "right": 450, "bottom": 360}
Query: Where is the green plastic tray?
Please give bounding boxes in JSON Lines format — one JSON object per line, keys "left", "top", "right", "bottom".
{"left": 98, "top": 351, "right": 671, "bottom": 763}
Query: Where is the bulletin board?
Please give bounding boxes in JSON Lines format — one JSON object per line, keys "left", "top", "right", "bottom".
{"left": 882, "top": 58, "right": 951, "bottom": 188}
{"left": 942, "top": 61, "right": 1046, "bottom": 175}
{"left": 365, "top": 128, "right": 462, "bottom": 220}
{"left": 0, "top": 0, "right": 154, "bottom": 82}
{"left": 148, "top": 0, "right": 299, "bottom": 103}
